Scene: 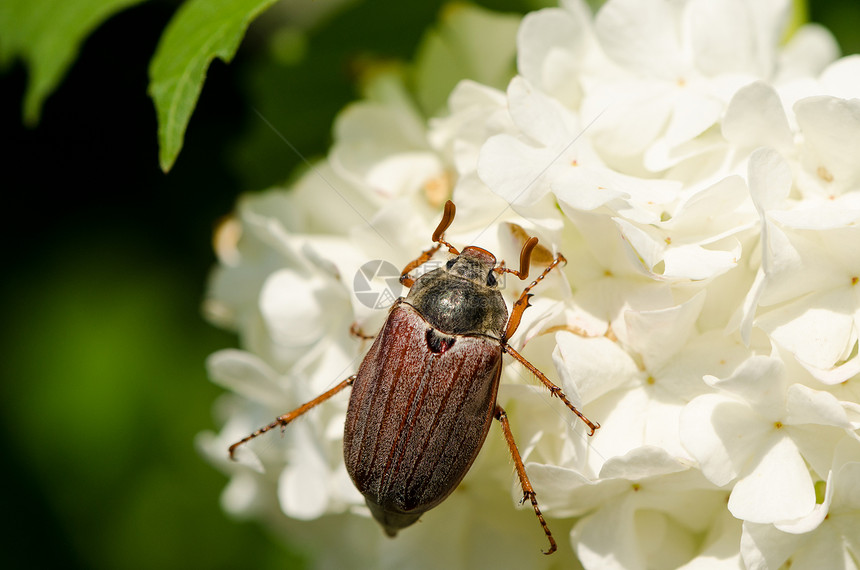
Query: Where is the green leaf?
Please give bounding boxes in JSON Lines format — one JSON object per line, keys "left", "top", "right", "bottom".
{"left": 0, "top": 0, "right": 144, "bottom": 125}
{"left": 148, "top": 0, "right": 279, "bottom": 172}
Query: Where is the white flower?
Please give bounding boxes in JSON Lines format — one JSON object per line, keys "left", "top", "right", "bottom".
{"left": 528, "top": 446, "right": 735, "bottom": 570}
{"left": 552, "top": 307, "right": 754, "bottom": 473}
{"left": 201, "top": 0, "right": 860, "bottom": 567}
{"left": 740, "top": 437, "right": 860, "bottom": 570}
{"left": 680, "top": 353, "right": 853, "bottom": 524}
{"left": 741, "top": 146, "right": 860, "bottom": 383}
{"left": 582, "top": 0, "right": 799, "bottom": 170}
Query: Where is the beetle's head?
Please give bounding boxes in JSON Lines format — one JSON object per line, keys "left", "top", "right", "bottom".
{"left": 444, "top": 246, "right": 500, "bottom": 288}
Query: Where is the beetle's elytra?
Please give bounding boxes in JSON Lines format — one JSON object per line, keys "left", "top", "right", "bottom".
{"left": 228, "top": 201, "right": 599, "bottom": 554}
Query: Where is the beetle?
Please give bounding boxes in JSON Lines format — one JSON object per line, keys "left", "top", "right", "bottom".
{"left": 229, "top": 200, "right": 599, "bottom": 554}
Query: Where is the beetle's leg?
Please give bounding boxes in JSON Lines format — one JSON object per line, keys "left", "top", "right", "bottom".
{"left": 503, "top": 345, "right": 599, "bottom": 436}
{"left": 349, "top": 322, "right": 376, "bottom": 340}
{"left": 502, "top": 248, "right": 600, "bottom": 435}
{"left": 399, "top": 200, "right": 460, "bottom": 287}
{"left": 503, "top": 252, "right": 567, "bottom": 340}
{"left": 399, "top": 243, "right": 443, "bottom": 288}
{"left": 228, "top": 375, "right": 356, "bottom": 459}
{"left": 494, "top": 404, "right": 557, "bottom": 555}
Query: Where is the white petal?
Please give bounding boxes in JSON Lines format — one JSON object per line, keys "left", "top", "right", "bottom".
{"left": 598, "top": 446, "right": 688, "bottom": 481}
{"left": 832, "top": 461, "right": 860, "bottom": 510}
{"left": 740, "top": 0, "right": 791, "bottom": 73}
{"left": 728, "top": 434, "right": 816, "bottom": 523}
{"left": 777, "top": 23, "right": 840, "bottom": 80}
{"left": 795, "top": 96, "right": 860, "bottom": 192}
{"left": 206, "top": 349, "right": 283, "bottom": 405}
{"left": 661, "top": 241, "right": 742, "bottom": 281}
{"left": 655, "top": 329, "right": 753, "bottom": 402}
{"left": 259, "top": 270, "right": 329, "bottom": 348}
{"left": 789, "top": 424, "right": 846, "bottom": 479}
{"left": 278, "top": 423, "right": 332, "bottom": 519}
{"left": 364, "top": 152, "right": 444, "bottom": 200}
{"left": 574, "top": 496, "right": 644, "bottom": 570}
{"left": 594, "top": 0, "right": 684, "bottom": 79}
{"left": 477, "top": 134, "right": 552, "bottom": 205}
{"left": 755, "top": 223, "right": 812, "bottom": 305}
{"left": 331, "top": 101, "right": 428, "bottom": 172}
{"left": 769, "top": 204, "right": 860, "bottom": 230}
{"left": 819, "top": 55, "right": 860, "bottom": 99}
{"left": 784, "top": 384, "right": 852, "bottom": 429}
{"left": 517, "top": 7, "right": 585, "bottom": 101}
{"left": 539, "top": 47, "right": 585, "bottom": 106}
{"left": 552, "top": 166, "right": 630, "bottom": 211}
{"left": 636, "top": 509, "right": 700, "bottom": 569}
{"left": 506, "top": 75, "right": 580, "bottom": 145}
{"left": 677, "top": 509, "right": 743, "bottom": 569}
{"left": 747, "top": 147, "right": 792, "bottom": 214}
{"left": 624, "top": 291, "right": 706, "bottom": 371}
{"left": 588, "top": 386, "right": 691, "bottom": 463}
{"left": 790, "top": 522, "right": 859, "bottom": 570}
{"left": 554, "top": 331, "right": 639, "bottom": 404}
{"left": 723, "top": 82, "right": 793, "bottom": 150}
{"left": 680, "top": 394, "right": 771, "bottom": 486}
{"left": 614, "top": 218, "right": 665, "bottom": 275}
{"left": 775, "top": 469, "right": 833, "bottom": 534}
{"left": 221, "top": 471, "right": 266, "bottom": 516}
{"left": 708, "top": 355, "right": 787, "bottom": 416}
{"left": 739, "top": 267, "right": 767, "bottom": 346}
{"left": 287, "top": 162, "right": 380, "bottom": 234}
{"left": 586, "top": 80, "right": 674, "bottom": 157}
{"left": 524, "top": 462, "right": 619, "bottom": 516}
{"left": 689, "top": 0, "right": 761, "bottom": 76}
{"left": 662, "top": 175, "right": 752, "bottom": 242}
{"left": 756, "top": 290, "right": 856, "bottom": 371}
{"left": 740, "top": 521, "right": 797, "bottom": 570}
{"left": 662, "top": 88, "right": 723, "bottom": 147}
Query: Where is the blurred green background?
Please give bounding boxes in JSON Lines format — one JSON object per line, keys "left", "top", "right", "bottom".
{"left": 1, "top": 1, "right": 858, "bottom": 568}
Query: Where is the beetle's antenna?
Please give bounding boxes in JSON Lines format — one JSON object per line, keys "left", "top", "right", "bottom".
{"left": 495, "top": 236, "right": 538, "bottom": 280}
{"left": 432, "top": 200, "right": 459, "bottom": 255}
{"left": 400, "top": 201, "right": 460, "bottom": 287}
{"left": 433, "top": 201, "right": 455, "bottom": 241}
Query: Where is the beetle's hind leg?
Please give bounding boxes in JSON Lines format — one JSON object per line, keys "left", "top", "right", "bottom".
{"left": 494, "top": 404, "right": 557, "bottom": 555}
{"left": 228, "top": 375, "right": 356, "bottom": 459}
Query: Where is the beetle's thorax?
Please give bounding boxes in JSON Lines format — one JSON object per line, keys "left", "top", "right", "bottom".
{"left": 403, "top": 246, "right": 508, "bottom": 338}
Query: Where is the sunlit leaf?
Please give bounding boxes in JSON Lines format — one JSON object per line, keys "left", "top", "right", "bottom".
{"left": 148, "top": 0, "right": 279, "bottom": 172}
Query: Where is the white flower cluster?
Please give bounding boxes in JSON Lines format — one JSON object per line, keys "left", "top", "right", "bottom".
{"left": 199, "top": 0, "right": 860, "bottom": 568}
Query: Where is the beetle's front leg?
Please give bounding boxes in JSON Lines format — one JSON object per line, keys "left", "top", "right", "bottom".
{"left": 399, "top": 243, "right": 443, "bottom": 288}
{"left": 503, "top": 252, "right": 567, "bottom": 340}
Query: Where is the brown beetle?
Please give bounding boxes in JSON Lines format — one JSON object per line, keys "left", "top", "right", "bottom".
{"left": 229, "top": 200, "right": 599, "bottom": 554}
